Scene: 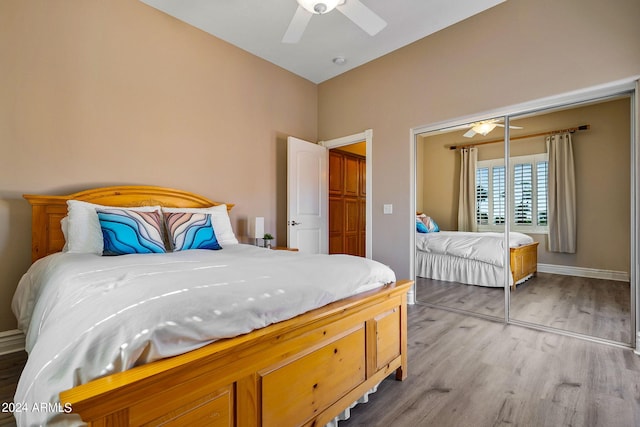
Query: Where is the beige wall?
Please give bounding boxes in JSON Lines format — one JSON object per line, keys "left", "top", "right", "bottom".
{"left": 418, "top": 98, "right": 631, "bottom": 273}
{"left": 318, "top": 0, "right": 640, "bottom": 280}
{"left": 531, "top": 98, "right": 631, "bottom": 271}
{"left": 416, "top": 132, "right": 459, "bottom": 231}
{"left": 0, "top": 0, "right": 317, "bottom": 331}
{"left": 2, "top": 0, "right": 639, "bottom": 333}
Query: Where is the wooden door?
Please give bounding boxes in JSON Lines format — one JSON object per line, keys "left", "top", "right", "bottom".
{"left": 328, "top": 149, "right": 366, "bottom": 257}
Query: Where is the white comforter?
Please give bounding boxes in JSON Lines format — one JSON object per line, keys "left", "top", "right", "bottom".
{"left": 415, "top": 231, "right": 534, "bottom": 267}
{"left": 12, "top": 244, "right": 395, "bottom": 427}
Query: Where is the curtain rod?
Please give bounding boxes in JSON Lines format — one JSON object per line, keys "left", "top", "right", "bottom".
{"left": 448, "top": 124, "right": 591, "bottom": 150}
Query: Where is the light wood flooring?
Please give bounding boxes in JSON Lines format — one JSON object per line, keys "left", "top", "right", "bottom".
{"left": 415, "top": 273, "right": 632, "bottom": 344}
{"left": 1, "top": 296, "right": 638, "bottom": 427}
{"left": 341, "top": 304, "right": 640, "bottom": 427}
{"left": 0, "top": 351, "right": 27, "bottom": 427}
{"left": 415, "top": 277, "right": 506, "bottom": 318}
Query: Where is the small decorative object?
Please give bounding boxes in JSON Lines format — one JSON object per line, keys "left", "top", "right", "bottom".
{"left": 263, "top": 233, "right": 274, "bottom": 249}
{"left": 253, "top": 217, "right": 264, "bottom": 246}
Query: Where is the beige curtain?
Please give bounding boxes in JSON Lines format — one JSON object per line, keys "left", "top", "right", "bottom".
{"left": 458, "top": 147, "right": 477, "bottom": 231}
{"left": 547, "top": 133, "right": 576, "bottom": 253}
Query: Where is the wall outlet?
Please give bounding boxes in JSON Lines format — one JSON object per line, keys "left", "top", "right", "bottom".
{"left": 383, "top": 204, "right": 393, "bottom": 214}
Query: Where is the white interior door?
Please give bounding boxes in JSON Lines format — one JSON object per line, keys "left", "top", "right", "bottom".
{"left": 287, "top": 136, "right": 328, "bottom": 253}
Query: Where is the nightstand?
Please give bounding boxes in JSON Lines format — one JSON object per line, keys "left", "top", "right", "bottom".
{"left": 270, "top": 246, "right": 299, "bottom": 251}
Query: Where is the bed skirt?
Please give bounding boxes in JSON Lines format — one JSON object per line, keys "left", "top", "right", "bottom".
{"left": 327, "top": 382, "right": 380, "bottom": 426}
{"left": 416, "top": 250, "right": 509, "bottom": 287}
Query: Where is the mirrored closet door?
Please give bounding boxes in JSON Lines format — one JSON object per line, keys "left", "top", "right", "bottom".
{"left": 414, "top": 91, "right": 635, "bottom": 347}
{"left": 508, "top": 95, "right": 633, "bottom": 345}
{"left": 414, "top": 119, "right": 507, "bottom": 320}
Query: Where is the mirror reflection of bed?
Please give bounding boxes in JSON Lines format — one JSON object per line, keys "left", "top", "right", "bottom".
{"left": 415, "top": 95, "right": 632, "bottom": 345}
{"left": 415, "top": 120, "right": 507, "bottom": 320}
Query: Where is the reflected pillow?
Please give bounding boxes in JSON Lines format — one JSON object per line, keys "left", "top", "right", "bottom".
{"left": 97, "top": 208, "right": 166, "bottom": 255}
{"left": 164, "top": 212, "right": 222, "bottom": 251}
{"left": 416, "top": 219, "right": 428, "bottom": 233}
{"left": 425, "top": 217, "right": 440, "bottom": 232}
{"left": 417, "top": 214, "right": 440, "bottom": 233}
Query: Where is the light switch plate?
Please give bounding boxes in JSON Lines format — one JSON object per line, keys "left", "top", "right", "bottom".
{"left": 383, "top": 204, "right": 393, "bottom": 214}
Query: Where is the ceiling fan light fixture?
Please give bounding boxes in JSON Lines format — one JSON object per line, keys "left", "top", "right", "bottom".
{"left": 472, "top": 122, "right": 498, "bottom": 136}
{"left": 297, "top": 0, "right": 340, "bottom": 15}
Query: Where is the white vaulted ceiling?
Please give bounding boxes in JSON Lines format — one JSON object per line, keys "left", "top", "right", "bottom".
{"left": 139, "top": 0, "right": 506, "bottom": 84}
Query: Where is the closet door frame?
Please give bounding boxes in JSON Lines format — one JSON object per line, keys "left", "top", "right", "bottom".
{"left": 410, "top": 77, "right": 640, "bottom": 352}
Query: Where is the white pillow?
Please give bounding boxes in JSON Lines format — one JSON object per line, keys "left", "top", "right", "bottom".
{"left": 66, "top": 200, "right": 162, "bottom": 254}
{"left": 162, "top": 204, "right": 238, "bottom": 246}
{"left": 60, "top": 216, "right": 69, "bottom": 252}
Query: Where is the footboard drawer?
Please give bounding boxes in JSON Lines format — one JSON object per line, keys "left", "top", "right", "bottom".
{"left": 130, "top": 379, "right": 233, "bottom": 426}
{"left": 374, "top": 307, "right": 401, "bottom": 370}
{"left": 261, "top": 327, "right": 366, "bottom": 427}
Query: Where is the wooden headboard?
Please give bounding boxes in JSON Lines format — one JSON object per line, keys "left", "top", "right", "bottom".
{"left": 23, "top": 185, "right": 234, "bottom": 262}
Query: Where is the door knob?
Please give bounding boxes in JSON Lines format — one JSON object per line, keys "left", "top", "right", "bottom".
{"left": 290, "top": 220, "right": 302, "bottom": 226}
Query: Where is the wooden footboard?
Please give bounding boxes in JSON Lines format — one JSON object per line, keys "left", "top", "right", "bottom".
{"left": 510, "top": 242, "right": 539, "bottom": 289}
{"left": 60, "top": 280, "right": 412, "bottom": 427}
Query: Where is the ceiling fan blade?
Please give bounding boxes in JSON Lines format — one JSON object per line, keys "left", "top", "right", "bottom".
{"left": 337, "top": 0, "right": 387, "bottom": 36}
{"left": 495, "top": 124, "right": 524, "bottom": 130}
{"left": 282, "top": 6, "right": 313, "bottom": 44}
{"left": 463, "top": 129, "right": 477, "bottom": 138}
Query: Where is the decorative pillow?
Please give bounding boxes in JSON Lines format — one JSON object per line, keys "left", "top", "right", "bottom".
{"left": 416, "top": 219, "right": 428, "bottom": 233}
{"left": 162, "top": 205, "right": 238, "bottom": 245}
{"left": 425, "top": 217, "right": 440, "bottom": 232}
{"left": 417, "top": 214, "right": 440, "bottom": 233}
{"left": 164, "top": 212, "right": 222, "bottom": 251}
{"left": 66, "top": 200, "right": 162, "bottom": 254}
{"left": 97, "top": 208, "right": 166, "bottom": 255}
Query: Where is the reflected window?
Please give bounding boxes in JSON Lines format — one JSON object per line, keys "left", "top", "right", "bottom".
{"left": 476, "top": 167, "right": 489, "bottom": 225}
{"left": 493, "top": 165, "right": 506, "bottom": 225}
{"left": 476, "top": 154, "right": 548, "bottom": 232}
{"left": 536, "top": 161, "right": 548, "bottom": 225}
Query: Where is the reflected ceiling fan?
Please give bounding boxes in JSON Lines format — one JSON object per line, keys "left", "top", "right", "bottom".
{"left": 282, "top": 0, "right": 387, "bottom": 44}
{"left": 461, "top": 119, "right": 523, "bottom": 138}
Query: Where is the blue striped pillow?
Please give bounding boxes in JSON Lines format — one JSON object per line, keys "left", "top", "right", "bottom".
{"left": 164, "top": 212, "right": 222, "bottom": 251}
{"left": 97, "top": 209, "right": 166, "bottom": 255}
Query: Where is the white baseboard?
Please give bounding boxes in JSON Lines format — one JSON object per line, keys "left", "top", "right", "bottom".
{"left": 0, "top": 329, "right": 25, "bottom": 355}
{"left": 537, "top": 263, "right": 629, "bottom": 282}
{"left": 407, "top": 287, "right": 416, "bottom": 305}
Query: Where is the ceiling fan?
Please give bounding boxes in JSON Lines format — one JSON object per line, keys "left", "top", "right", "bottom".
{"left": 282, "top": 0, "right": 387, "bottom": 44}
{"left": 461, "top": 120, "right": 523, "bottom": 138}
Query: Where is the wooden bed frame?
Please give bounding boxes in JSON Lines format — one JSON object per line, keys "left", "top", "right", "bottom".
{"left": 23, "top": 185, "right": 412, "bottom": 427}
{"left": 510, "top": 242, "right": 539, "bottom": 289}
{"left": 414, "top": 239, "right": 538, "bottom": 290}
